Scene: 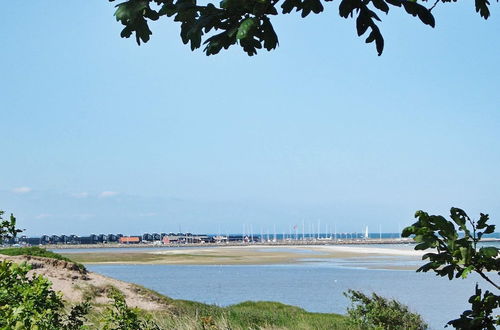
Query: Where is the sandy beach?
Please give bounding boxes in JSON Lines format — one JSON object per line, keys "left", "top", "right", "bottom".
{"left": 61, "top": 244, "right": 426, "bottom": 270}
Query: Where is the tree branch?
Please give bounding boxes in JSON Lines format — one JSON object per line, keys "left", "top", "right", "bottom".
{"left": 429, "top": 0, "right": 440, "bottom": 12}
{"left": 477, "top": 270, "right": 500, "bottom": 290}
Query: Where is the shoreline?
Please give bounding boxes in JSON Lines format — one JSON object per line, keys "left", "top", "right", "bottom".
{"left": 31, "top": 237, "right": 500, "bottom": 251}
{"left": 40, "top": 238, "right": 417, "bottom": 250}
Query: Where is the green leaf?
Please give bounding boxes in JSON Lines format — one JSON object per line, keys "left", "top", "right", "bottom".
{"left": 475, "top": 0, "right": 491, "bottom": 19}
{"left": 401, "top": 1, "right": 435, "bottom": 28}
{"left": 356, "top": 11, "right": 370, "bottom": 36}
{"left": 281, "top": 0, "right": 302, "bottom": 14}
{"left": 339, "top": 0, "right": 357, "bottom": 18}
{"left": 372, "top": 0, "right": 389, "bottom": 14}
{"left": 415, "top": 242, "right": 431, "bottom": 250}
{"left": 477, "top": 213, "right": 489, "bottom": 229}
{"left": 385, "top": 0, "right": 402, "bottom": 6}
{"left": 159, "top": 3, "right": 177, "bottom": 17}
{"left": 237, "top": 18, "right": 256, "bottom": 40}
{"left": 300, "top": 0, "right": 323, "bottom": 17}
{"left": 459, "top": 247, "right": 472, "bottom": 264}
{"left": 261, "top": 17, "right": 279, "bottom": 51}
{"left": 484, "top": 225, "right": 495, "bottom": 234}
{"left": 401, "top": 226, "right": 415, "bottom": 237}
{"left": 114, "top": 0, "right": 149, "bottom": 23}
{"left": 479, "top": 247, "right": 498, "bottom": 258}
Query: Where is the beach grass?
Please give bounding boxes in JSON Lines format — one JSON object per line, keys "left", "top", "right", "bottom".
{"left": 85, "top": 296, "right": 354, "bottom": 329}
{"left": 0, "top": 246, "right": 86, "bottom": 271}
{"left": 123, "top": 284, "right": 355, "bottom": 329}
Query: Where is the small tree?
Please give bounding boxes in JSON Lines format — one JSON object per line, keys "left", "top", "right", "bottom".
{"left": 0, "top": 210, "right": 23, "bottom": 244}
{"left": 344, "top": 289, "right": 428, "bottom": 330}
{"left": 402, "top": 207, "right": 499, "bottom": 329}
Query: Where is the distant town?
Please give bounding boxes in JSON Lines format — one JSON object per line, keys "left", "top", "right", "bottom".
{"left": 7, "top": 232, "right": 499, "bottom": 247}
{"left": 6, "top": 232, "right": 413, "bottom": 246}
{"left": 10, "top": 233, "right": 221, "bottom": 245}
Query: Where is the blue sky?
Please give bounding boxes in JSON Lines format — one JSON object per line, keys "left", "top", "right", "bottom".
{"left": 1, "top": 1, "right": 499, "bottom": 236}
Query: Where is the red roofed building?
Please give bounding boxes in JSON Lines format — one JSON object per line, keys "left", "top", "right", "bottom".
{"left": 119, "top": 236, "right": 141, "bottom": 244}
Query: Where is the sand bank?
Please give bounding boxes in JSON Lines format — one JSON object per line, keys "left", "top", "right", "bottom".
{"left": 62, "top": 245, "right": 426, "bottom": 270}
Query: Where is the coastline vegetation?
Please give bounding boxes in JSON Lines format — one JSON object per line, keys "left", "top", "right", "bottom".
{"left": 86, "top": 288, "right": 355, "bottom": 329}
{"left": 0, "top": 246, "right": 86, "bottom": 272}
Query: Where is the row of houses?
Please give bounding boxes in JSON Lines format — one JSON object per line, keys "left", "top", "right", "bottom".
{"left": 11, "top": 232, "right": 215, "bottom": 245}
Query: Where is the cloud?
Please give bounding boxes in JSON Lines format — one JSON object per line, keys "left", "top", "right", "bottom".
{"left": 71, "top": 192, "right": 89, "bottom": 198}
{"left": 35, "top": 214, "right": 52, "bottom": 219}
{"left": 99, "top": 191, "right": 119, "bottom": 198}
{"left": 12, "top": 187, "right": 32, "bottom": 194}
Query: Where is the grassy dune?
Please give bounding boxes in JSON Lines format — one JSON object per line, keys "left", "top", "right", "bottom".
{"left": 80, "top": 283, "right": 354, "bottom": 329}
{"left": 162, "top": 300, "right": 353, "bottom": 330}
{"left": 114, "top": 291, "right": 353, "bottom": 329}
{"left": 0, "top": 246, "right": 86, "bottom": 271}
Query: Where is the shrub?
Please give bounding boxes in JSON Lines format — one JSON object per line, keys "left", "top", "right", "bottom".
{"left": 102, "top": 288, "right": 160, "bottom": 330}
{"left": 0, "top": 260, "right": 89, "bottom": 329}
{"left": 344, "top": 289, "right": 428, "bottom": 330}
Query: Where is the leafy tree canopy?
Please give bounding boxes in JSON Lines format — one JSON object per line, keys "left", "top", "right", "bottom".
{"left": 403, "top": 208, "right": 499, "bottom": 329}
{"left": 109, "top": 0, "right": 496, "bottom": 56}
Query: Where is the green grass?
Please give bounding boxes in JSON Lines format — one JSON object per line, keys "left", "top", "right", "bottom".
{"left": 0, "top": 246, "right": 86, "bottom": 272}
{"left": 83, "top": 283, "right": 355, "bottom": 329}
{"left": 126, "top": 285, "right": 355, "bottom": 330}
{"left": 226, "top": 301, "right": 351, "bottom": 329}
{"left": 87, "top": 299, "right": 354, "bottom": 330}
{"left": 150, "top": 300, "right": 354, "bottom": 330}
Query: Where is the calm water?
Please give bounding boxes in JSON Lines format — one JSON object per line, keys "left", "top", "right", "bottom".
{"left": 87, "top": 261, "right": 483, "bottom": 329}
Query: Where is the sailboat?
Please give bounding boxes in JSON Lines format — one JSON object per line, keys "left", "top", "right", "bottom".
{"left": 364, "top": 226, "right": 369, "bottom": 240}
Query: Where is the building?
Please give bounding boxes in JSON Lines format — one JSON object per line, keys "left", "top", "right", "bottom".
{"left": 118, "top": 236, "right": 141, "bottom": 244}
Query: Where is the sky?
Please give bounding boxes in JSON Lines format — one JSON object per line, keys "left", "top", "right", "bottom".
{"left": 1, "top": 1, "right": 499, "bottom": 236}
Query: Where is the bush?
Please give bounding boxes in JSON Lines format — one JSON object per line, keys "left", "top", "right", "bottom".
{"left": 102, "top": 288, "right": 160, "bottom": 330}
{"left": 344, "top": 289, "right": 428, "bottom": 330}
{"left": 0, "top": 260, "right": 89, "bottom": 329}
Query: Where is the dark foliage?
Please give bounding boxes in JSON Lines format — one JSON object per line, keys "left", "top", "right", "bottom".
{"left": 108, "top": 0, "right": 496, "bottom": 55}
{"left": 403, "top": 207, "right": 499, "bottom": 329}
{"left": 344, "top": 289, "right": 428, "bottom": 329}
{"left": 0, "top": 260, "right": 90, "bottom": 329}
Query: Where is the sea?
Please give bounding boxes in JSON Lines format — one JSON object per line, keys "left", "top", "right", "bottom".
{"left": 55, "top": 241, "right": 499, "bottom": 329}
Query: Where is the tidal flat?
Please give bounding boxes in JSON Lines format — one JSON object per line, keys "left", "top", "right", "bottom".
{"left": 62, "top": 245, "right": 425, "bottom": 270}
